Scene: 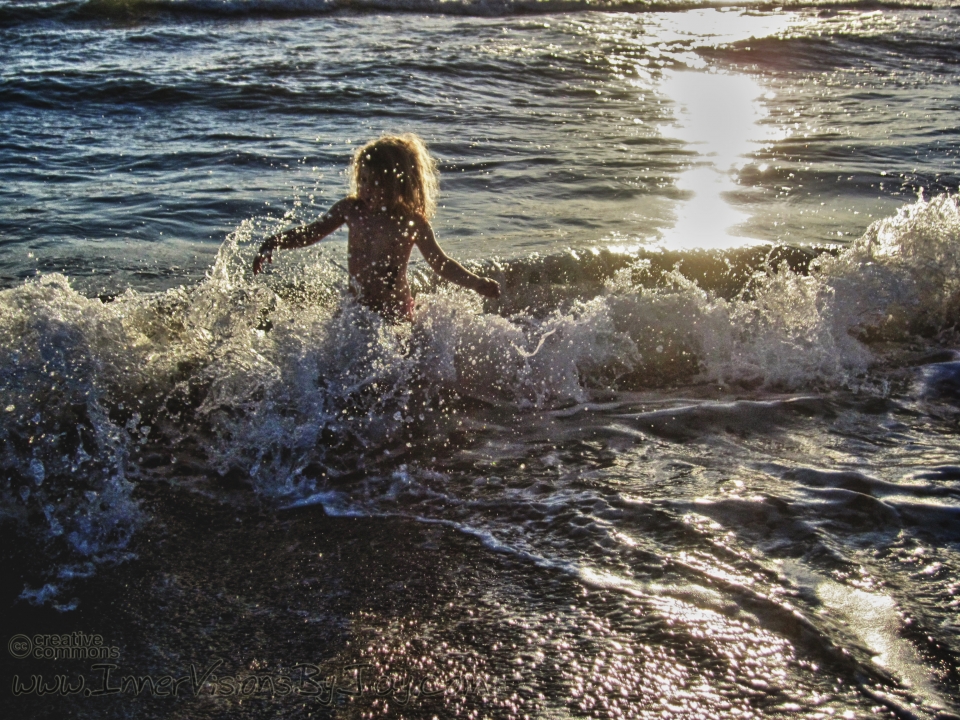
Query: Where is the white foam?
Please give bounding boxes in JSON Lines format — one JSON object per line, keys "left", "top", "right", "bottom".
{"left": 5, "top": 194, "right": 960, "bottom": 605}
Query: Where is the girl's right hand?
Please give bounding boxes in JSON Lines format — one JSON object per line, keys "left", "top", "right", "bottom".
{"left": 252, "top": 246, "right": 273, "bottom": 274}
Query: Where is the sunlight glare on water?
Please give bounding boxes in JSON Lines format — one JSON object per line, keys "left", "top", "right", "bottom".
{"left": 642, "top": 8, "right": 813, "bottom": 66}
{"left": 658, "top": 71, "right": 786, "bottom": 249}
{"left": 599, "top": 9, "right": 810, "bottom": 249}
{"left": 816, "top": 578, "right": 951, "bottom": 710}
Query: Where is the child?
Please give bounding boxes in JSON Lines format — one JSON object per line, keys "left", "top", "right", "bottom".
{"left": 253, "top": 134, "right": 500, "bottom": 322}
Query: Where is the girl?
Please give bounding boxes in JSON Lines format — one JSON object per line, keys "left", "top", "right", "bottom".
{"left": 253, "top": 134, "right": 500, "bottom": 322}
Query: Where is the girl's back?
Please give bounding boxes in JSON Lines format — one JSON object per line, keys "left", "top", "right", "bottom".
{"left": 342, "top": 198, "right": 419, "bottom": 321}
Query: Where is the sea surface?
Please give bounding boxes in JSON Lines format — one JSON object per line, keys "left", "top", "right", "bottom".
{"left": 2, "top": 1, "right": 960, "bottom": 718}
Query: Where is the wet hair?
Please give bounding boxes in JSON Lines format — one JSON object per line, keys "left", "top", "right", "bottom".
{"left": 350, "top": 134, "right": 439, "bottom": 218}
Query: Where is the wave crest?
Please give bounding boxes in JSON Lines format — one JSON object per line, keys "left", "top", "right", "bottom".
{"left": 3, "top": 193, "right": 960, "bottom": 604}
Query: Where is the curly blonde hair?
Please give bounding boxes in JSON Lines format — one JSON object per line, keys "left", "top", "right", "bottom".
{"left": 350, "top": 134, "right": 439, "bottom": 219}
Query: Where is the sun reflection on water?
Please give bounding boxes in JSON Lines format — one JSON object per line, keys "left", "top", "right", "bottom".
{"left": 658, "top": 70, "right": 786, "bottom": 249}
{"left": 595, "top": 9, "right": 816, "bottom": 250}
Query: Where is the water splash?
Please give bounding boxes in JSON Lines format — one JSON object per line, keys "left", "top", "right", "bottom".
{"left": 3, "top": 193, "right": 959, "bottom": 605}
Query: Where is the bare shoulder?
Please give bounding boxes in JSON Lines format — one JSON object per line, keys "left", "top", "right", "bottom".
{"left": 407, "top": 211, "right": 434, "bottom": 238}
{"left": 327, "top": 197, "right": 360, "bottom": 221}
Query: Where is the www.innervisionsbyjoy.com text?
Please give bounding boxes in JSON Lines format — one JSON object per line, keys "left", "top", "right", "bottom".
{"left": 10, "top": 659, "right": 494, "bottom": 704}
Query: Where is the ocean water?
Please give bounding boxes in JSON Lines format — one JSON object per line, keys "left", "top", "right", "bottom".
{"left": 2, "top": 1, "right": 960, "bottom": 718}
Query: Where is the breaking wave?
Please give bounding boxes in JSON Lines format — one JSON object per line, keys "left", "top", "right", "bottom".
{"left": 2, "top": 192, "right": 959, "bottom": 602}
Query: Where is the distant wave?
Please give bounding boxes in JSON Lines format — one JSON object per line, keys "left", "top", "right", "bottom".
{"left": 2, "top": 0, "right": 957, "bottom": 25}
{"left": 707, "top": 22, "right": 960, "bottom": 72}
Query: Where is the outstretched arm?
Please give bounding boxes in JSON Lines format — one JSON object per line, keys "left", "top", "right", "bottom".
{"left": 253, "top": 199, "right": 351, "bottom": 274}
{"left": 414, "top": 218, "right": 500, "bottom": 299}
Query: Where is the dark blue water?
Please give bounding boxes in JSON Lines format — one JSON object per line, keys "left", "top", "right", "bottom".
{"left": 3, "top": 3, "right": 959, "bottom": 293}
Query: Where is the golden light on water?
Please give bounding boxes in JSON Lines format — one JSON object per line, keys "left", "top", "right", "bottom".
{"left": 658, "top": 70, "right": 786, "bottom": 250}
{"left": 648, "top": 8, "right": 810, "bottom": 48}
{"left": 816, "top": 579, "right": 951, "bottom": 710}
{"left": 601, "top": 9, "right": 815, "bottom": 250}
